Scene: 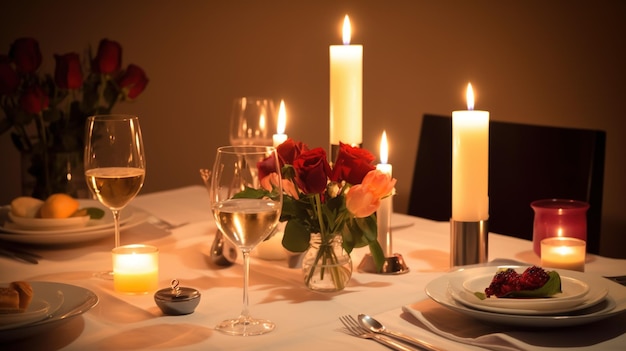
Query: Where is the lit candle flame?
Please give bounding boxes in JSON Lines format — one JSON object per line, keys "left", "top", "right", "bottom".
{"left": 277, "top": 100, "right": 286, "bottom": 134}
{"left": 342, "top": 15, "right": 351, "bottom": 45}
{"left": 466, "top": 83, "right": 474, "bottom": 111}
{"left": 380, "top": 130, "right": 388, "bottom": 164}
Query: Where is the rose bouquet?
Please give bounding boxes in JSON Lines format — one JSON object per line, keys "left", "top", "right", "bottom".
{"left": 0, "top": 37, "right": 148, "bottom": 199}
{"left": 239, "top": 138, "right": 396, "bottom": 287}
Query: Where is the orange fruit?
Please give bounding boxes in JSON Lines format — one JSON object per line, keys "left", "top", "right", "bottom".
{"left": 39, "top": 193, "right": 80, "bottom": 219}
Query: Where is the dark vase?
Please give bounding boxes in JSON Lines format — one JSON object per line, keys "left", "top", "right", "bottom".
{"left": 21, "top": 149, "right": 90, "bottom": 200}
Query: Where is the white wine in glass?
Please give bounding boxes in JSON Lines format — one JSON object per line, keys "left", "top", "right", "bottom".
{"left": 84, "top": 115, "right": 146, "bottom": 264}
{"left": 210, "top": 146, "right": 282, "bottom": 336}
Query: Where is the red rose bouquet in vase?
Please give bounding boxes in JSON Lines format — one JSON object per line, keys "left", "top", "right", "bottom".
{"left": 0, "top": 38, "right": 148, "bottom": 199}
{"left": 244, "top": 139, "right": 396, "bottom": 291}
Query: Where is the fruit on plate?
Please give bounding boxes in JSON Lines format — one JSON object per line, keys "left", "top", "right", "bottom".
{"left": 0, "top": 281, "right": 33, "bottom": 312}
{"left": 39, "top": 193, "right": 80, "bottom": 219}
{"left": 9, "top": 194, "right": 105, "bottom": 220}
{"left": 477, "top": 266, "right": 562, "bottom": 299}
{"left": 9, "top": 197, "right": 44, "bottom": 218}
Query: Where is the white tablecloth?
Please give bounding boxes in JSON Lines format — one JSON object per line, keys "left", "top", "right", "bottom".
{"left": 1, "top": 186, "right": 625, "bottom": 350}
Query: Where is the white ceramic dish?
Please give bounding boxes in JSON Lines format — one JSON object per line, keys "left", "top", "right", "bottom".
{"left": 458, "top": 273, "right": 591, "bottom": 312}
{"left": 8, "top": 212, "right": 90, "bottom": 230}
{"left": 1, "top": 200, "right": 116, "bottom": 235}
{"left": 424, "top": 265, "right": 626, "bottom": 327}
{"left": 0, "top": 299, "right": 49, "bottom": 328}
{"left": 0, "top": 206, "right": 148, "bottom": 245}
{"left": 452, "top": 285, "right": 607, "bottom": 315}
{"left": 0, "top": 282, "right": 65, "bottom": 331}
{"left": 0, "top": 281, "right": 97, "bottom": 341}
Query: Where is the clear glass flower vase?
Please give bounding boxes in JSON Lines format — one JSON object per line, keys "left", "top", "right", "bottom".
{"left": 301, "top": 233, "right": 352, "bottom": 292}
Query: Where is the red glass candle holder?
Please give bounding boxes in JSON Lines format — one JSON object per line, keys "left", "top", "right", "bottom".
{"left": 531, "top": 199, "right": 589, "bottom": 256}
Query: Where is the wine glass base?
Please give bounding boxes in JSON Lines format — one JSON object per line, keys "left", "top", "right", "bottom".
{"left": 93, "top": 271, "right": 114, "bottom": 280}
{"left": 215, "top": 317, "right": 275, "bottom": 336}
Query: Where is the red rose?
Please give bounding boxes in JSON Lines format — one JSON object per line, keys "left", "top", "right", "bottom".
{"left": 117, "top": 64, "right": 148, "bottom": 99}
{"left": 257, "top": 152, "right": 278, "bottom": 181}
{"left": 0, "top": 55, "right": 19, "bottom": 95}
{"left": 54, "top": 53, "right": 83, "bottom": 89}
{"left": 9, "top": 37, "right": 42, "bottom": 74}
{"left": 276, "top": 138, "right": 308, "bottom": 165}
{"left": 19, "top": 84, "right": 49, "bottom": 114}
{"left": 330, "top": 142, "right": 375, "bottom": 185}
{"left": 293, "top": 147, "right": 331, "bottom": 194}
{"left": 92, "top": 39, "right": 122, "bottom": 74}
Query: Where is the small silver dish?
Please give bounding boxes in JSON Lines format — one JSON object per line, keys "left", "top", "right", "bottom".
{"left": 154, "top": 279, "right": 201, "bottom": 315}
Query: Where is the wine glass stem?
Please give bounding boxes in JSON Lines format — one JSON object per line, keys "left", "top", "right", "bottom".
{"left": 112, "top": 209, "right": 121, "bottom": 248}
{"left": 240, "top": 250, "right": 251, "bottom": 320}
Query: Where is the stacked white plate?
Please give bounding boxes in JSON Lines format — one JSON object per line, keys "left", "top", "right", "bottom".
{"left": 0, "top": 281, "right": 98, "bottom": 341}
{"left": 425, "top": 265, "right": 626, "bottom": 327}
{"left": 0, "top": 200, "right": 149, "bottom": 245}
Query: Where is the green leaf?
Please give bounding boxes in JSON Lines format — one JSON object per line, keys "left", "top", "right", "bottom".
{"left": 368, "top": 240, "right": 385, "bottom": 272}
{"left": 282, "top": 220, "right": 311, "bottom": 252}
{"left": 232, "top": 187, "right": 268, "bottom": 199}
{"left": 85, "top": 207, "right": 106, "bottom": 219}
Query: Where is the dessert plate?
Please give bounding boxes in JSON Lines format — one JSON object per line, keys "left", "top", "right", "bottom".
{"left": 424, "top": 265, "right": 625, "bottom": 327}
{"left": 0, "top": 206, "right": 149, "bottom": 245}
{"left": 0, "top": 281, "right": 97, "bottom": 341}
{"left": 0, "top": 299, "right": 50, "bottom": 328}
{"left": 457, "top": 273, "right": 590, "bottom": 311}
{"left": 7, "top": 212, "right": 90, "bottom": 230}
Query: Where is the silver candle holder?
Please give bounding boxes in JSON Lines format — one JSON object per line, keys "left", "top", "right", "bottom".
{"left": 358, "top": 193, "right": 409, "bottom": 274}
{"left": 450, "top": 219, "right": 488, "bottom": 267}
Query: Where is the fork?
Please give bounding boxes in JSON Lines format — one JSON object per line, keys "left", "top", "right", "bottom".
{"left": 339, "top": 315, "right": 417, "bottom": 351}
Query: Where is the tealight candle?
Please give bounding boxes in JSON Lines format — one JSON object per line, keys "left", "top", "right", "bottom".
{"left": 541, "top": 237, "right": 585, "bottom": 272}
{"left": 376, "top": 131, "right": 393, "bottom": 257}
{"left": 273, "top": 99, "right": 288, "bottom": 147}
{"left": 113, "top": 244, "right": 159, "bottom": 294}
{"left": 330, "top": 15, "right": 362, "bottom": 147}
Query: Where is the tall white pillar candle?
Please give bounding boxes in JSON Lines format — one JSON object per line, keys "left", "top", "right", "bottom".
{"left": 330, "top": 15, "right": 362, "bottom": 147}
{"left": 376, "top": 131, "right": 393, "bottom": 257}
{"left": 452, "top": 83, "right": 489, "bottom": 221}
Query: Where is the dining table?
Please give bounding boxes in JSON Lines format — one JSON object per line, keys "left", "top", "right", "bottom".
{"left": 1, "top": 185, "right": 625, "bottom": 351}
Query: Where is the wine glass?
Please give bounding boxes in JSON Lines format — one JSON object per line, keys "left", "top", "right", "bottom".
{"left": 210, "top": 97, "right": 277, "bottom": 266}
{"left": 84, "top": 115, "right": 146, "bottom": 276}
{"left": 210, "top": 146, "right": 282, "bottom": 336}
{"left": 229, "top": 97, "right": 277, "bottom": 146}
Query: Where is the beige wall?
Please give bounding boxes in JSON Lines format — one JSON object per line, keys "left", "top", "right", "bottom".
{"left": 1, "top": 1, "right": 624, "bottom": 257}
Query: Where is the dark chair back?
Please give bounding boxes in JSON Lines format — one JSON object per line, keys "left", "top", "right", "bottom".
{"left": 408, "top": 114, "right": 606, "bottom": 254}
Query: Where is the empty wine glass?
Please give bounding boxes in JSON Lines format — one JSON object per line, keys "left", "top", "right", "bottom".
{"left": 210, "top": 146, "right": 282, "bottom": 336}
{"left": 84, "top": 115, "right": 146, "bottom": 277}
{"left": 229, "top": 97, "right": 277, "bottom": 146}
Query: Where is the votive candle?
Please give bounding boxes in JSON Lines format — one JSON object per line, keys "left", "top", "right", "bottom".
{"left": 541, "top": 237, "right": 585, "bottom": 272}
{"left": 113, "top": 244, "right": 159, "bottom": 294}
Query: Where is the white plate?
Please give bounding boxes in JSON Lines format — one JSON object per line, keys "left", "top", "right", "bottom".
{"left": 0, "top": 281, "right": 97, "bottom": 341}
{"left": 8, "top": 212, "right": 90, "bottom": 231}
{"left": 0, "top": 206, "right": 149, "bottom": 245}
{"left": 425, "top": 265, "right": 626, "bottom": 327}
{"left": 0, "top": 299, "right": 49, "bottom": 328}
{"left": 0, "top": 200, "right": 120, "bottom": 235}
{"left": 452, "top": 285, "right": 607, "bottom": 315}
{"left": 457, "top": 272, "right": 591, "bottom": 312}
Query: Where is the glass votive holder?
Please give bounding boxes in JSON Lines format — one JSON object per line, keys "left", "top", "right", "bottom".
{"left": 531, "top": 199, "right": 589, "bottom": 256}
{"left": 540, "top": 237, "right": 586, "bottom": 272}
{"left": 112, "top": 244, "right": 159, "bottom": 294}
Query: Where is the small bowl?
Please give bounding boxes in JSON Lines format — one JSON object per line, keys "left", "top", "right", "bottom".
{"left": 154, "top": 282, "right": 201, "bottom": 315}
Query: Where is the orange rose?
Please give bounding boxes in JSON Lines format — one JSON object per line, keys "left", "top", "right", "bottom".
{"left": 345, "top": 170, "right": 396, "bottom": 218}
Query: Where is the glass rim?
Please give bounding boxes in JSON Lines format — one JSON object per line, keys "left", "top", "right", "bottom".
{"left": 87, "top": 114, "right": 140, "bottom": 122}
{"left": 112, "top": 244, "right": 158, "bottom": 254}
{"left": 217, "top": 145, "right": 276, "bottom": 154}
{"left": 530, "top": 198, "right": 590, "bottom": 210}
